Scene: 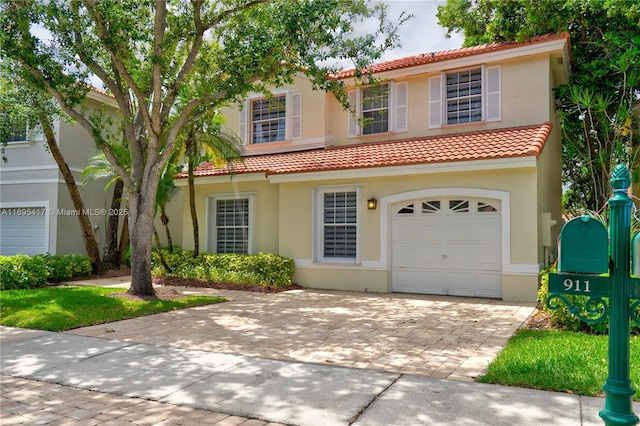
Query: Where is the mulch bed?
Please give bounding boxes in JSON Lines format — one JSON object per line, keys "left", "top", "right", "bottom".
{"left": 152, "top": 275, "right": 305, "bottom": 293}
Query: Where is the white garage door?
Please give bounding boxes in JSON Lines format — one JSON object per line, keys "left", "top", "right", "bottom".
{"left": 392, "top": 197, "right": 501, "bottom": 298}
{"left": 0, "top": 207, "right": 47, "bottom": 255}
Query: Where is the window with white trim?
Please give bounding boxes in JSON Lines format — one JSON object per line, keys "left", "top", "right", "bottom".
{"left": 251, "top": 95, "right": 286, "bottom": 143}
{"left": 239, "top": 92, "right": 302, "bottom": 145}
{"left": 209, "top": 195, "right": 254, "bottom": 254}
{"left": 1, "top": 119, "right": 45, "bottom": 145}
{"left": 7, "top": 121, "right": 27, "bottom": 143}
{"left": 315, "top": 187, "right": 360, "bottom": 262}
{"left": 348, "top": 81, "right": 408, "bottom": 137}
{"left": 429, "top": 65, "right": 501, "bottom": 128}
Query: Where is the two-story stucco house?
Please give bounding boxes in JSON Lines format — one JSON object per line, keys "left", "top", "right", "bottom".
{"left": 0, "top": 89, "right": 118, "bottom": 256}
{"left": 173, "top": 32, "right": 571, "bottom": 302}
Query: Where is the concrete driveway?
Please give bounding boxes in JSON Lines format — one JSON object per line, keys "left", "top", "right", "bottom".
{"left": 66, "top": 285, "right": 536, "bottom": 381}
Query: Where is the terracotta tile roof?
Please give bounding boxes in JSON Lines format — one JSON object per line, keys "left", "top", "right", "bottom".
{"left": 180, "top": 122, "right": 552, "bottom": 179}
{"left": 334, "top": 32, "right": 569, "bottom": 79}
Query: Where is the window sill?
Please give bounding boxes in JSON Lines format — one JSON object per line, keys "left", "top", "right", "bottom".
{"left": 5, "top": 141, "right": 34, "bottom": 148}
{"left": 349, "top": 131, "right": 397, "bottom": 140}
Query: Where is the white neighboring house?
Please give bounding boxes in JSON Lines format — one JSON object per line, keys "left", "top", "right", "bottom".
{"left": 0, "top": 89, "right": 118, "bottom": 256}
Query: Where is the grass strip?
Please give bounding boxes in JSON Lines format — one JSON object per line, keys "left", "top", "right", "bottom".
{"left": 0, "top": 286, "right": 225, "bottom": 332}
{"left": 478, "top": 329, "right": 640, "bottom": 400}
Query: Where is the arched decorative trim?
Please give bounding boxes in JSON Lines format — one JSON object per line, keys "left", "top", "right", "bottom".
{"left": 379, "top": 188, "right": 512, "bottom": 271}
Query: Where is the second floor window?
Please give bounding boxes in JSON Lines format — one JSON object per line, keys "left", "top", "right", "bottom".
{"left": 348, "top": 81, "right": 408, "bottom": 138}
{"left": 239, "top": 92, "right": 302, "bottom": 145}
{"left": 251, "top": 95, "right": 286, "bottom": 143}
{"left": 362, "top": 84, "right": 389, "bottom": 135}
{"left": 429, "top": 65, "right": 501, "bottom": 128}
{"left": 446, "top": 68, "right": 482, "bottom": 124}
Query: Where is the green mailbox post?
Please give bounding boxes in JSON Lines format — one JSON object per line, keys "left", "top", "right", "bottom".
{"left": 547, "top": 164, "right": 640, "bottom": 426}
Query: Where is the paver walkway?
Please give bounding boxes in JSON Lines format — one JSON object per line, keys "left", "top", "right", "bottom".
{"left": 66, "top": 286, "right": 536, "bottom": 380}
{"left": 1, "top": 374, "right": 284, "bottom": 425}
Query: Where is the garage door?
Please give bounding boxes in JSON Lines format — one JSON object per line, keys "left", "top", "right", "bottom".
{"left": 0, "top": 207, "right": 47, "bottom": 255}
{"left": 392, "top": 197, "right": 501, "bottom": 298}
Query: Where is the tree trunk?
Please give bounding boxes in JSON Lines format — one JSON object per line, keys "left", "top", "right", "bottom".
{"left": 160, "top": 204, "right": 174, "bottom": 253}
{"left": 102, "top": 179, "right": 124, "bottom": 270}
{"left": 39, "top": 115, "right": 105, "bottom": 274}
{"left": 127, "top": 190, "right": 157, "bottom": 296}
{"left": 188, "top": 161, "right": 199, "bottom": 257}
{"left": 118, "top": 209, "right": 130, "bottom": 266}
{"left": 153, "top": 225, "right": 172, "bottom": 274}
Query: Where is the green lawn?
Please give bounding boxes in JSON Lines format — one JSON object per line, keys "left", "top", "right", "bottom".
{"left": 0, "top": 286, "right": 226, "bottom": 332}
{"left": 478, "top": 329, "right": 640, "bottom": 400}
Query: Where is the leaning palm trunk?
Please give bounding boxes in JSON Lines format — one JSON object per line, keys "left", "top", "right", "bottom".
{"left": 188, "top": 160, "right": 199, "bottom": 257}
{"left": 40, "top": 115, "right": 104, "bottom": 274}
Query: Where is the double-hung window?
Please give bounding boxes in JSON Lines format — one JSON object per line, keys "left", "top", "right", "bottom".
{"left": 315, "top": 187, "right": 360, "bottom": 263}
{"left": 429, "top": 65, "right": 501, "bottom": 128}
{"left": 6, "top": 121, "right": 27, "bottom": 143}
{"left": 251, "top": 95, "right": 286, "bottom": 143}
{"left": 209, "top": 194, "right": 254, "bottom": 254}
{"left": 348, "top": 81, "right": 408, "bottom": 137}
{"left": 239, "top": 92, "right": 302, "bottom": 145}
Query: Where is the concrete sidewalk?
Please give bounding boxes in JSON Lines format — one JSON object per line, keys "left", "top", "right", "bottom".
{"left": 2, "top": 326, "right": 638, "bottom": 425}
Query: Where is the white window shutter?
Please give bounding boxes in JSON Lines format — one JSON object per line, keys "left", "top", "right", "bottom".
{"left": 348, "top": 90, "right": 359, "bottom": 138}
{"left": 239, "top": 99, "right": 249, "bottom": 145}
{"left": 485, "top": 65, "right": 501, "bottom": 122}
{"left": 395, "top": 81, "right": 408, "bottom": 132}
{"left": 291, "top": 92, "right": 302, "bottom": 140}
{"left": 428, "top": 75, "right": 442, "bottom": 128}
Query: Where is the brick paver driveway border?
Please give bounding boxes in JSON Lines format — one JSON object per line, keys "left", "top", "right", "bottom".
{"left": 67, "top": 287, "right": 536, "bottom": 381}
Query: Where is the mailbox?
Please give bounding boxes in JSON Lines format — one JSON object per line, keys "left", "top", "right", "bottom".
{"left": 557, "top": 215, "right": 608, "bottom": 274}
{"left": 632, "top": 232, "right": 640, "bottom": 276}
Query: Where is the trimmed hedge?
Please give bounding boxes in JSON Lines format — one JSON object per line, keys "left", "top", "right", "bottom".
{"left": 0, "top": 255, "right": 48, "bottom": 290}
{"left": 38, "top": 253, "right": 92, "bottom": 283}
{"left": 538, "top": 267, "right": 639, "bottom": 335}
{"left": 152, "top": 247, "right": 295, "bottom": 287}
{"left": 0, "top": 253, "right": 92, "bottom": 290}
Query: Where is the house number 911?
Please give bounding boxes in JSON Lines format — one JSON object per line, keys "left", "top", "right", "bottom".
{"left": 564, "top": 279, "right": 591, "bottom": 293}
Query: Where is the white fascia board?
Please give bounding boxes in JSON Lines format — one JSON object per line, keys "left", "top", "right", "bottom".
{"left": 86, "top": 90, "right": 119, "bottom": 108}
{"left": 342, "top": 38, "right": 568, "bottom": 84}
{"left": 174, "top": 172, "right": 267, "bottom": 187}
{"left": 268, "top": 156, "right": 537, "bottom": 183}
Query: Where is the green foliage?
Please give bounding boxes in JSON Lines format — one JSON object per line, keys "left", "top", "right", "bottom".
{"left": 0, "top": 255, "right": 48, "bottom": 290}
{"left": 0, "top": 1, "right": 406, "bottom": 294}
{"left": 0, "top": 253, "right": 93, "bottom": 290}
{"left": 479, "top": 329, "right": 640, "bottom": 400}
{"left": 36, "top": 253, "right": 92, "bottom": 283}
{"left": 0, "top": 286, "right": 225, "bottom": 332}
{"left": 152, "top": 247, "right": 295, "bottom": 287}
{"left": 538, "top": 268, "right": 639, "bottom": 335}
{"left": 437, "top": 0, "right": 640, "bottom": 213}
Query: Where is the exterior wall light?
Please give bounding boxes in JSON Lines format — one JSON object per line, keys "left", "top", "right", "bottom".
{"left": 367, "top": 197, "right": 377, "bottom": 210}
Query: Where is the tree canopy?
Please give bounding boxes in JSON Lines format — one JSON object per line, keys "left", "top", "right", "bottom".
{"left": 0, "top": 0, "right": 405, "bottom": 295}
{"left": 437, "top": 0, "right": 640, "bottom": 214}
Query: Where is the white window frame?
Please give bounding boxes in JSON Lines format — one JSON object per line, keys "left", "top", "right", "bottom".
{"left": 348, "top": 81, "right": 408, "bottom": 138}
{"left": 239, "top": 91, "right": 302, "bottom": 145}
{"left": 313, "top": 185, "right": 361, "bottom": 264}
{"left": 207, "top": 193, "right": 256, "bottom": 254}
{"left": 429, "top": 65, "right": 501, "bottom": 128}
{"left": 3, "top": 120, "right": 44, "bottom": 145}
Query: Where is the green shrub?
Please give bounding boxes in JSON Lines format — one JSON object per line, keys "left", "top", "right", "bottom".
{"left": 538, "top": 267, "right": 639, "bottom": 335}
{"left": 152, "top": 247, "right": 295, "bottom": 287}
{"left": 36, "top": 253, "right": 92, "bottom": 282}
{"left": 0, "top": 255, "right": 48, "bottom": 290}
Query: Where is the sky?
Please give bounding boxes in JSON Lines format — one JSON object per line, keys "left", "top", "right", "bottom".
{"left": 375, "top": 0, "right": 465, "bottom": 62}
